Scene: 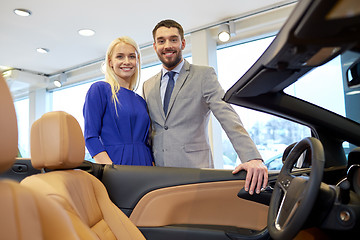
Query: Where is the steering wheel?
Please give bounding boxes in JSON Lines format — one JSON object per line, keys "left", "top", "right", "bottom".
{"left": 267, "top": 137, "right": 325, "bottom": 240}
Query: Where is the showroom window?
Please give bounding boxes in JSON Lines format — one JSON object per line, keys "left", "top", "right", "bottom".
{"left": 50, "top": 57, "right": 193, "bottom": 162}
{"left": 51, "top": 64, "right": 166, "bottom": 131}
{"left": 217, "top": 37, "right": 311, "bottom": 170}
{"left": 52, "top": 81, "right": 95, "bottom": 132}
{"left": 14, "top": 98, "right": 30, "bottom": 158}
{"left": 51, "top": 62, "right": 165, "bottom": 162}
{"left": 284, "top": 55, "right": 355, "bottom": 155}
{"left": 284, "top": 56, "right": 345, "bottom": 117}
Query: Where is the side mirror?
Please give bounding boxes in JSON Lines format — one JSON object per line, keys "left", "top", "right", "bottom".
{"left": 347, "top": 59, "right": 360, "bottom": 88}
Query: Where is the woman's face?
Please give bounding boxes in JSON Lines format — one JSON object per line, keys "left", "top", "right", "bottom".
{"left": 109, "top": 42, "right": 138, "bottom": 83}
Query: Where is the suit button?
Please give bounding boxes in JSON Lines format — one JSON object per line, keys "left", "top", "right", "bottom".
{"left": 164, "top": 126, "right": 168, "bottom": 130}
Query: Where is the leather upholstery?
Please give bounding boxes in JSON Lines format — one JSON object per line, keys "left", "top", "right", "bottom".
{"left": 30, "top": 111, "right": 85, "bottom": 170}
{"left": 22, "top": 111, "right": 146, "bottom": 240}
{"left": 0, "top": 180, "right": 80, "bottom": 240}
{"left": 0, "top": 75, "right": 18, "bottom": 172}
{"left": 0, "top": 75, "right": 79, "bottom": 240}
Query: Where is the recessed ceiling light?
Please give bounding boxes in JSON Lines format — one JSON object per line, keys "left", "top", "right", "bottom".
{"left": 36, "top": 48, "right": 49, "bottom": 54}
{"left": 78, "top": 29, "right": 95, "bottom": 37}
{"left": 14, "top": 9, "right": 32, "bottom": 17}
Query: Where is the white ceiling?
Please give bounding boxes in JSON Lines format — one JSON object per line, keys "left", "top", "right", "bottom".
{"left": 1, "top": 0, "right": 293, "bottom": 76}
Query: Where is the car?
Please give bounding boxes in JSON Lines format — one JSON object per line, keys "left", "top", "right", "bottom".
{"left": 264, "top": 153, "right": 283, "bottom": 170}
{"left": 1, "top": 0, "right": 360, "bottom": 239}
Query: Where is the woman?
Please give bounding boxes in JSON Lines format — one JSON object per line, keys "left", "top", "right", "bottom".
{"left": 83, "top": 36, "right": 153, "bottom": 166}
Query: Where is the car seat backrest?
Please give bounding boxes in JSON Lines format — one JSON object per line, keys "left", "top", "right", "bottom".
{"left": 0, "top": 74, "right": 81, "bottom": 240}
{"left": 0, "top": 75, "right": 18, "bottom": 172}
{"left": 23, "top": 110, "right": 146, "bottom": 240}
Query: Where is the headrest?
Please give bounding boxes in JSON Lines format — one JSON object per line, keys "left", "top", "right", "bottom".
{"left": 30, "top": 111, "right": 85, "bottom": 170}
{"left": 0, "top": 75, "right": 18, "bottom": 173}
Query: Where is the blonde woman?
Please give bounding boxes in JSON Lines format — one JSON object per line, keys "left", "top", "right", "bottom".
{"left": 83, "top": 36, "right": 153, "bottom": 166}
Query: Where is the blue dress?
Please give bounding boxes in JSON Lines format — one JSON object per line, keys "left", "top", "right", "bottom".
{"left": 83, "top": 81, "right": 153, "bottom": 166}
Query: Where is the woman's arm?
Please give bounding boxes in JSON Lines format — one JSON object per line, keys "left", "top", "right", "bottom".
{"left": 93, "top": 151, "right": 113, "bottom": 164}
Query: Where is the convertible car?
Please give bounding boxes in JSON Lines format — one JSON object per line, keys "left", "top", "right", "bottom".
{"left": 1, "top": 0, "right": 360, "bottom": 239}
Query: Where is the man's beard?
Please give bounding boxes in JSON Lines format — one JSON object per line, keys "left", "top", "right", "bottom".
{"left": 159, "top": 52, "right": 182, "bottom": 69}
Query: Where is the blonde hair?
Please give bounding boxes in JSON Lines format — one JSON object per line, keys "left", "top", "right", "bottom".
{"left": 104, "top": 36, "right": 141, "bottom": 108}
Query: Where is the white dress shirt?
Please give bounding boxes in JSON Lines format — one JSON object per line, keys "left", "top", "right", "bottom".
{"left": 160, "top": 60, "right": 185, "bottom": 104}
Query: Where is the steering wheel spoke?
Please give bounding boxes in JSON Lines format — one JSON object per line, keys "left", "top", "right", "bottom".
{"left": 275, "top": 176, "right": 308, "bottom": 230}
{"left": 277, "top": 174, "right": 294, "bottom": 192}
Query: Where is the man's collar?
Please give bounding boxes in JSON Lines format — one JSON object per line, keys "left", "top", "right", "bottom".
{"left": 161, "top": 59, "right": 185, "bottom": 77}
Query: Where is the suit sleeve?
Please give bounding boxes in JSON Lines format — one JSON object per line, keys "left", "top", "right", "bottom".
{"left": 83, "top": 83, "right": 107, "bottom": 157}
{"left": 201, "top": 67, "right": 263, "bottom": 163}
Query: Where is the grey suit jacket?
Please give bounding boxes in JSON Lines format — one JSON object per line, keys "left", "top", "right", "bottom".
{"left": 142, "top": 60, "right": 262, "bottom": 168}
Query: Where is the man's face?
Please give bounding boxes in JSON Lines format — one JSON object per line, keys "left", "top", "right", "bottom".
{"left": 153, "top": 26, "right": 186, "bottom": 70}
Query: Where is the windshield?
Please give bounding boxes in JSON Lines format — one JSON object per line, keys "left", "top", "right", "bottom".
{"left": 284, "top": 51, "right": 360, "bottom": 126}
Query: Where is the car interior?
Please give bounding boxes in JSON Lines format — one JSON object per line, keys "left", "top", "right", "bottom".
{"left": 0, "top": 75, "right": 82, "bottom": 240}
{"left": 1, "top": 0, "right": 360, "bottom": 239}
{"left": 21, "top": 111, "right": 146, "bottom": 240}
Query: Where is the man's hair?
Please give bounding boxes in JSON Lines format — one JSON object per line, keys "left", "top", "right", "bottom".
{"left": 152, "top": 19, "right": 184, "bottom": 41}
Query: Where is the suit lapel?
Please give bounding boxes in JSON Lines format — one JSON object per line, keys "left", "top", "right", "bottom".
{"left": 165, "top": 60, "right": 190, "bottom": 119}
{"left": 153, "top": 73, "right": 166, "bottom": 120}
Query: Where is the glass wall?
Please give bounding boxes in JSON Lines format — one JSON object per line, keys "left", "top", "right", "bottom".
{"left": 217, "top": 37, "right": 275, "bottom": 91}
{"left": 52, "top": 81, "right": 96, "bottom": 132}
{"left": 15, "top": 34, "right": 316, "bottom": 171}
{"left": 51, "top": 64, "right": 164, "bottom": 131}
{"left": 217, "top": 37, "right": 311, "bottom": 170}
{"left": 284, "top": 56, "right": 345, "bottom": 116}
{"left": 16, "top": 35, "right": 314, "bottom": 170}
{"left": 284, "top": 55, "right": 353, "bottom": 154}
{"left": 50, "top": 62, "right": 163, "bottom": 162}
{"left": 14, "top": 98, "right": 30, "bottom": 158}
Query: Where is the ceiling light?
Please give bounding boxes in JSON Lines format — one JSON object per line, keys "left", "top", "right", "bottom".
{"left": 54, "top": 73, "right": 67, "bottom": 87}
{"left": 53, "top": 79, "right": 62, "bottom": 87}
{"left": 2, "top": 70, "right": 12, "bottom": 79}
{"left": 218, "top": 24, "right": 230, "bottom": 42}
{"left": 218, "top": 21, "right": 236, "bottom": 43}
{"left": 14, "top": 9, "right": 32, "bottom": 17}
{"left": 78, "top": 29, "right": 95, "bottom": 37}
{"left": 0, "top": 65, "right": 11, "bottom": 71}
{"left": 36, "top": 48, "right": 49, "bottom": 54}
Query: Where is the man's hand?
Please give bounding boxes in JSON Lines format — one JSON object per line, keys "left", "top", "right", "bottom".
{"left": 232, "top": 159, "right": 268, "bottom": 195}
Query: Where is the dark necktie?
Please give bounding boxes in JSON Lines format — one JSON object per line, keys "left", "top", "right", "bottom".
{"left": 163, "top": 71, "right": 175, "bottom": 114}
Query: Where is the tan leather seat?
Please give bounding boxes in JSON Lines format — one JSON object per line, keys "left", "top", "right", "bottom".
{"left": 21, "top": 111, "right": 146, "bottom": 240}
{"left": 0, "top": 75, "right": 80, "bottom": 240}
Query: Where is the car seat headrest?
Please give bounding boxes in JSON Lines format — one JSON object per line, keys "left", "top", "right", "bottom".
{"left": 30, "top": 111, "right": 85, "bottom": 170}
{"left": 0, "top": 75, "right": 18, "bottom": 173}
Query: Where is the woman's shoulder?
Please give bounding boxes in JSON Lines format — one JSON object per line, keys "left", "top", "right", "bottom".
{"left": 88, "top": 81, "right": 111, "bottom": 93}
{"left": 90, "top": 80, "right": 110, "bottom": 89}
{"left": 85, "top": 81, "right": 112, "bottom": 100}
{"left": 132, "top": 91, "right": 147, "bottom": 104}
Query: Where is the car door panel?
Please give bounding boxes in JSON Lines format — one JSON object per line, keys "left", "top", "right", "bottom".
{"left": 139, "top": 225, "right": 270, "bottom": 240}
{"left": 129, "top": 180, "right": 268, "bottom": 230}
{"left": 101, "top": 164, "right": 272, "bottom": 239}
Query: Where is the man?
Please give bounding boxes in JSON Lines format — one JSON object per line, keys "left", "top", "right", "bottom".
{"left": 143, "top": 19, "right": 268, "bottom": 195}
